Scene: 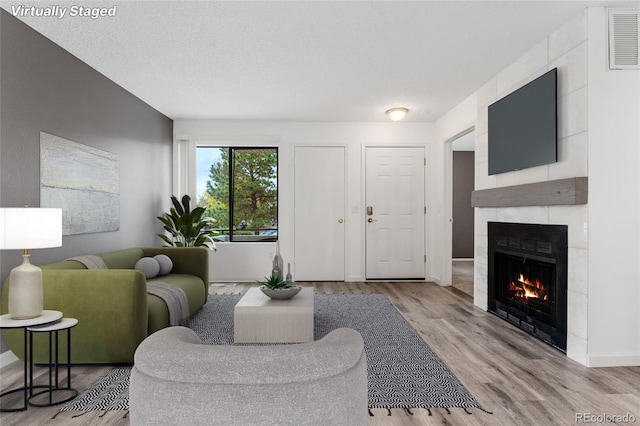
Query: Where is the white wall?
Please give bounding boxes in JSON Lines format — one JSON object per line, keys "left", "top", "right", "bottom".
{"left": 586, "top": 8, "right": 640, "bottom": 366}
{"left": 173, "top": 121, "right": 435, "bottom": 282}
{"left": 432, "top": 92, "right": 478, "bottom": 285}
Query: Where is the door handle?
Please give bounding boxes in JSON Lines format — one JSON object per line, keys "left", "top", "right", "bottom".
{"left": 338, "top": 218, "right": 344, "bottom": 223}
{"left": 367, "top": 218, "right": 377, "bottom": 223}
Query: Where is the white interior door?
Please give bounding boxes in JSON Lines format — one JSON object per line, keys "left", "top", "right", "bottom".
{"left": 294, "top": 146, "right": 345, "bottom": 281}
{"left": 366, "top": 147, "right": 425, "bottom": 279}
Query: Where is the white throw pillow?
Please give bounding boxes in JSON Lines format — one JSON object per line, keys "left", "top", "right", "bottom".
{"left": 154, "top": 254, "right": 173, "bottom": 276}
{"left": 135, "top": 257, "right": 160, "bottom": 279}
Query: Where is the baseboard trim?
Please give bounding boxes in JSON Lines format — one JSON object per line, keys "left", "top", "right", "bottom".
{"left": 0, "top": 350, "right": 19, "bottom": 369}
{"left": 587, "top": 352, "right": 640, "bottom": 367}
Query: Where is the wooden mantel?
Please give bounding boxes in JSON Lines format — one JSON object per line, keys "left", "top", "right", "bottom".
{"left": 471, "top": 177, "right": 588, "bottom": 208}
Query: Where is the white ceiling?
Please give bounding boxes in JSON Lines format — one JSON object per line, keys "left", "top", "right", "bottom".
{"left": 2, "top": 0, "right": 636, "bottom": 122}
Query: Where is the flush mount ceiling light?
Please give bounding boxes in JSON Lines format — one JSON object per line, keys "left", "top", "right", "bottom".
{"left": 386, "top": 107, "right": 409, "bottom": 121}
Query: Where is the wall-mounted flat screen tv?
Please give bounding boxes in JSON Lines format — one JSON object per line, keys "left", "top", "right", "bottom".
{"left": 488, "top": 68, "right": 557, "bottom": 175}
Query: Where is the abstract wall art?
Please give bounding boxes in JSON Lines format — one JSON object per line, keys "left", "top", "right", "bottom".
{"left": 40, "top": 132, "right": 120, "bottom": 235}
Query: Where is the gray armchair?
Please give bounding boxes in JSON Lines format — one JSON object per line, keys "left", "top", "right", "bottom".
{"left": 129, "top": 326, "right": 368, "bottom": 425}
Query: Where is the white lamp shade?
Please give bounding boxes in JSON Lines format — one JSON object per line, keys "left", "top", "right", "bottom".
{"left": 0, "top": 208, "right": 62, "bottom": 250}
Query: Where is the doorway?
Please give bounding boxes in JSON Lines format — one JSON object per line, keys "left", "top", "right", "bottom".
{"left": 294, "top": 146, "right": 346, "bottom": 281}
{"left": 451, "top": 131, "right": 475, "bottom": 296}
{"left": 365, "top": 146, "right": 425, "bottom": 279}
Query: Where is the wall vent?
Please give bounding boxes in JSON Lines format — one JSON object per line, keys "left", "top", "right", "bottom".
{"left": 609, "top": 9, "right": 640, "bottom": 70}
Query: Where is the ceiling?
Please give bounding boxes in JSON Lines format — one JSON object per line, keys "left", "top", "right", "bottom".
{"left": 2, "top": 0, "right": 636, "bottom": 122}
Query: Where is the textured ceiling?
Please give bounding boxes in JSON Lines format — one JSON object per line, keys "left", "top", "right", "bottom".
{"left": 2, "top": 0, "right": 635, "bottom": 122}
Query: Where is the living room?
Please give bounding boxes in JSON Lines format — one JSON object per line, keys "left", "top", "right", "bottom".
{"left": 1, "top": 1, "right": 639, "bottom": 425}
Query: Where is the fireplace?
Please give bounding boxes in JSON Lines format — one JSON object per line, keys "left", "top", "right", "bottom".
{"left": 488, "top": 222, "right": 568, "bottom": 351}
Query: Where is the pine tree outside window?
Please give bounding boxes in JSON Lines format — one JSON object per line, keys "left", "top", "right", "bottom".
{"left": 196, "top": 147, "right": 278, "bottom": 242}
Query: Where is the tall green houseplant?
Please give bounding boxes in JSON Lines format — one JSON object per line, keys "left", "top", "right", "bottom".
{"left": 157, "top": 195, "right": 217, "bottom": 250}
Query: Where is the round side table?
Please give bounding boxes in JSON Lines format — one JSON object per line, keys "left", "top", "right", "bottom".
{"left": 0, "top": 310, "right": 62, "bottom": 412}
{"left": 27, "top": 318, "right": 79, "bottom": 406}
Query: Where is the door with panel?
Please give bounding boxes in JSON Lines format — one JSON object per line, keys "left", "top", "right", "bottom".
{"left": 365, "top": 147, "right": 425, "bottom": 279}
{"left": 294, "top": 146, "right": 346, "bottom": 281}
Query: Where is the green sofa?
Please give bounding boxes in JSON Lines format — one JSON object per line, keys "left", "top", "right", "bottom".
{"left": 1, "top": 247, "right": 209, "bottom": 364}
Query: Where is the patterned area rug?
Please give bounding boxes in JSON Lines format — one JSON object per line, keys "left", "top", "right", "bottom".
{"left": 59, "top": 293, "right": 488, "bottom": 415}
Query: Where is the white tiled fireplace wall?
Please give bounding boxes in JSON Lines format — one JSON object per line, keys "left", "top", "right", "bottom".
{"left": 473, "top": 8, "right": 640, "bottom": 367}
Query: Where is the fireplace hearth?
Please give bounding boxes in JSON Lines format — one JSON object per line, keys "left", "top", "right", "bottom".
{"left": 488, "top": 222, "right": 568, "bottom": 351}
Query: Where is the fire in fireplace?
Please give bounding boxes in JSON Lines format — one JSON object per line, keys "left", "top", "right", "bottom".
{"left": 510, "top": 273, "right": 548, "bottom": 301}
{"left": 488, "top": 222, "right": 568, "bottom": 351}
{"left": 495, "top": 252, "right": 557, "bottom": 327}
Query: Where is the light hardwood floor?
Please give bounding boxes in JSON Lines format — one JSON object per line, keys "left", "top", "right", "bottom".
{"left": 452, "top": 260, "right": 474, "bottom": 298}
{"left": 1, "top": 281, "right": 638, "bottom": 425}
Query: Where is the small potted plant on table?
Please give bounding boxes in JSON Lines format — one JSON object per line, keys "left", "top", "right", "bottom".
{"left": 258, "top": 274, "right": 301, "bottom": 300}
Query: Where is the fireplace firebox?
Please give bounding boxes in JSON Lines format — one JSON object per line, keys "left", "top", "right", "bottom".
{"left": 488, "top": 222, "right": 568, "bottom": 351}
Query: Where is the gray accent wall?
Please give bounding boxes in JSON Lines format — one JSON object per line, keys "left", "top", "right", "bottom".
{"left": 452, "top": 151, "right": 474, "bottom": 258}
{"left": 0, "top": 11, "right": 173, "bottom": 352}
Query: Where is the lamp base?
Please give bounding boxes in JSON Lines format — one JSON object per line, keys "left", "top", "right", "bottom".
{"left": 8, "top": 255, "right": 43, "bottom": 319}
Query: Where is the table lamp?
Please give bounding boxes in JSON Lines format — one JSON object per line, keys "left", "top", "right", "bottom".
{"left": 0, "top": 206, "right": 62, "bottom": 319}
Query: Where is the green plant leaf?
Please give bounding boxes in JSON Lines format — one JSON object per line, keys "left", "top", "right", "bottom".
{"left": 171, "top": 196, "right": 185, "bottom": 216}
{"left": 257, "top": 273, "right": 289, "bottom": 289}
{"left": 181, "top": 194, "right": 191, "bottom": 213}
{"left": 158, "top": 234, "right": 175, "bottom": 247}
{"left": 158, "top": 194, "right": 218, "bottom": 250}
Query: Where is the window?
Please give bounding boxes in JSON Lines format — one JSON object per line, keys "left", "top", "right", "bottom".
{"left": 196, "top": 147, "right": 278, "bottom": 242}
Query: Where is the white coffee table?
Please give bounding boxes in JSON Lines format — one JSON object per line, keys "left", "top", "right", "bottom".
{"left": 234, "top": 287, "right": 314, "bottom": 344}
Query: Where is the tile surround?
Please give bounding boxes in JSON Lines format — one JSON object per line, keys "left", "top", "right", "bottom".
{"left": 476, "top": 104, "right": 489, "bottom": 137}
{"left": 549, "top": 205, "right": 588, "bottom": 249}
{"left": 567, "top": 248, "right": 588, "bottom": 294}
{"left": 548, "top": 10, "right": 588, "bottom": 61}
{"left": 495, "top": 206, "right": 550, "bottom": 225}
{"left": 558, "top": 86, "right": 588, "bottom": 139}
{"left": 494, "top": 164, "right": 549, "bottom": 188}
{"left": 568, "top": 290, "right": 589, "bottom": 340}
{"left": 566, "top": 331, "right": 588, "bottom": 365}
{"left": 497, "top": 40, "right": 549, "bottom": 97}
{"left": 551, "top": 41, "right": 588, "bottom": 96}
{"left": 476, "top": 77, "right": 497, "bottom": 109}
{"left": 474, "top": 208, "right": 496, "bottom": 237}
{"left": 549, "top": 132, "right": 588, "bottom": 180}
